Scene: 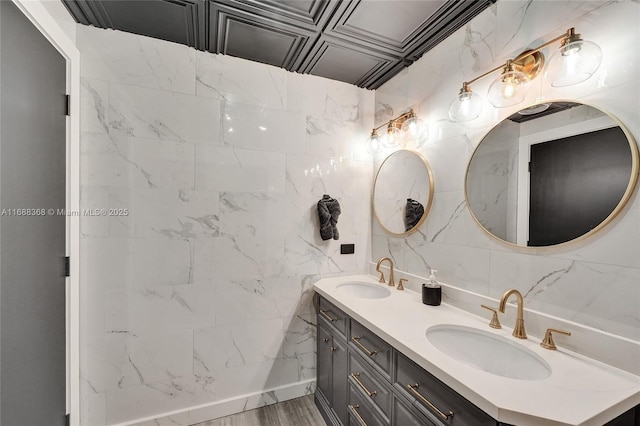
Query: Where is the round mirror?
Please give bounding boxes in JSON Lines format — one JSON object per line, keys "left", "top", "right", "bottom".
{"left": 373, "top": 150, "right": 434, "bottom": 235}
{"left": 466, "top": 101, "right": 639, "bottom": 247}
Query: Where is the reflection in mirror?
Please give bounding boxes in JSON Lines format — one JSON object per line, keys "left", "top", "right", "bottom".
{"left": 373, "top": 150, "right": 434, "bottom": 235}
{"left": 466, "top": 102, "right": 639, "bottom": 247}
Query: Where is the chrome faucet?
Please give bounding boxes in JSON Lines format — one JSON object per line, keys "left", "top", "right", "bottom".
{"left": 375, "top": 257, "right": 395, "bottom": 287}
{"left": 498, "top": 289, "right": 527, "bottom": 339}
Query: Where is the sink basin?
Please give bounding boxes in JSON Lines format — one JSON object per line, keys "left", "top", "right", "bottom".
{"left": 426, "top": 324, "right": 551, "bottom": 380}
{"left": 335, "top": 282, "right": 391, "bottom": 299}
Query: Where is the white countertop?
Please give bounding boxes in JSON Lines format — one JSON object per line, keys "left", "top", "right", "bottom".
{"left": 313, "top": 275, "right": 640, "bottom": 426}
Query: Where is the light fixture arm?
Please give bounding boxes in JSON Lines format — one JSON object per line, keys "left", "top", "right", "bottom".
{"left": 371, "top": 109, "right": 417, "bottom": 132}
{"left": 462, "top": 28, "right": 577, "bottom": 88}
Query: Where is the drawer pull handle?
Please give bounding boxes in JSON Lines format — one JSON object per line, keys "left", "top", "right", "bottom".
{"left": 322, "top": 337, "right": 329, "bottom": 343}
{"left": 350, "top": 373, "right": 377, "bottom": 397}
{"left": 351, "top": 336, "right": 378, "bottom": 356}
{"left": 348, "top": 404, "right": 368, "bottom": 426}
{"left": 407, "top": 383, "right": 454, "bottom": 421}
{"left": 320, "top": 309, "right": 339, "bottom": 322}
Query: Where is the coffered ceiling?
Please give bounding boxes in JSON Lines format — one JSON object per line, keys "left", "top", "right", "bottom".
{"left": 62, "top": 0, "right": 496, "bottom": 89}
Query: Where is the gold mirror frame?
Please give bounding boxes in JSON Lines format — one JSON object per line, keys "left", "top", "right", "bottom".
{"left": 464, "top": 100, "right": 639, "bottom": 248}
{"left": 373, "top": 149, "right": 434, "bottom": 236}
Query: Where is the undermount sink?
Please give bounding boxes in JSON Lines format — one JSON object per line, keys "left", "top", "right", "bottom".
{"left": 335, "top": 281, "right": 391, "bottom": 299}
{"left": 426, "top": 324, "right": 551, "bottom": 380}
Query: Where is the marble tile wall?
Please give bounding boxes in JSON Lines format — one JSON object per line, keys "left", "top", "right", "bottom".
{"left": 373, "top": 1, "right": 640, "bottom": 345}
{"left": 78, "top": 26, "right": 374, "bottom": 425}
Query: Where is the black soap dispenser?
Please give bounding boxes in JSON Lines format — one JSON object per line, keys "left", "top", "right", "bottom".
{"left": 422, "top": 269, "right": 441, "bottom": 306}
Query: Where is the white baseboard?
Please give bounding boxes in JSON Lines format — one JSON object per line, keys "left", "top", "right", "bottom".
{"left": 120, "top": 380, "right": 316, "bottom": 426}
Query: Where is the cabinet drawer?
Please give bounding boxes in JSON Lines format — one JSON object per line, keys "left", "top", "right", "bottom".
{"left": 347, "top": 383, "right": 388, "bottom": 426}
{"left": 350, "top": 321, "right": 392, "bottom": 378}
{"left": 394, "top": 396, "right": 438, "bottom": 426}
{"left": 395, "top": 352, "right": 496, "bottom": 426}
{"left": 318, "top": 296, "right": 348, "bottom": 337}
{"left": 348, "top": 353, "right": 392, "bottom": 419}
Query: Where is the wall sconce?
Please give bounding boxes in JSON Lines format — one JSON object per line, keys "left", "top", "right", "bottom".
{"left": 449, "top": 28, "right": 602, "bottom": 122}
{"left": 366, "top": 109, "right": 427, "bottom": 153}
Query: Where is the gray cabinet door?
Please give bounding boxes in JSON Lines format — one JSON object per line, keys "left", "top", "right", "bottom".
{"left": 0, "top": 2, "right": 67, "bottom": 425}
{"left": 332, "top": 336, "right": 348, "bottom": 425}
{"left": 318, "top": 325, "right": 333, "bottom": 400}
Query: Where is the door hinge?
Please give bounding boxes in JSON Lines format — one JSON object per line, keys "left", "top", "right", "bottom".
{"left": 65, "top": 94, "right": 70, "bottom": 116}
{"left": 65, "top": 414, "right": 70, "bottom": 426}
{"left": 65, "top": 256, "right": 70, "bottom": 277}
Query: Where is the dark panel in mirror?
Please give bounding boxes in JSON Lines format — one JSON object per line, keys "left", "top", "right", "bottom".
{"left": 465, "top": 102, "right": 639, "bottom": 248}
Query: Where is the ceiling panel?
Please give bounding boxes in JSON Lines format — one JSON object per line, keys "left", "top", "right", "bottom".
{"left": 208, "top": 1, "right": 317, "bottom": 68}
{"left": 299, "top": 36, "right": 395, "bottom": 86}
{"left": 325, "top": 0, "right": 446, "bottom": 53}
{"left": 63, "top": 0, "right": 497, "bottom": 89}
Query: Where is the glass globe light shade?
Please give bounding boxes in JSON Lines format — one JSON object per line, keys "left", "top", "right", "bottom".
{"left": 448, "top": 88, "right": 483, "bottom": 122}
{"left": 382, "top": 123, "right": 402, "bottom": 148}
{"left": 545, "top": 39, "right": 602, "bottom": 87}
{"left": 487, "top": 68, "right": 531, "bottom": 108}
{"left": 365, "top": 131, "right": 382, "bottom": 154}
{"left": 401, "top": 115, "right": 428, "bottom": 147}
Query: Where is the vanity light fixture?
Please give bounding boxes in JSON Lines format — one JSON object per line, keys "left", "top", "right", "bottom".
{"left": 448, "top": 27, "right": 602, "bottom": 122}
{"left": 366, "top": 109, "right": 427, "bottom": 153}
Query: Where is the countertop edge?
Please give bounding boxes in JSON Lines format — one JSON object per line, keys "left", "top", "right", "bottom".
{"left": 313, "top": 275, "right": 640, "bottom": 426}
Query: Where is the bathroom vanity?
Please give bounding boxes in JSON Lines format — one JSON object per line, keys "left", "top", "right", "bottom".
{"left": 313, "top": 275, "right": 640, "bottom": 426}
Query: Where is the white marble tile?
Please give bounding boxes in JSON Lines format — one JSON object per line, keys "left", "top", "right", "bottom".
{"left": 221, "top": 101, "right": 305, "bottom": 154}
{"left": 195, "top": 145, "right": 286, "bottom": 193}
{"left": 283, "top": 230, "right": 367, "bottom": 277}
{"left": 212, "top": 276, "right": 303, "bottom": 326}
{"left": 426, "top": 191, "right": 493, "bottom": 249}
{"left": 80, "top": 387, "right": 106, "bottom": 426}
{"left": 409, "top": 241, "right": 492, "bottom": 295}
{"left": 81, "top": 330, "right": 194, "bottom": 395}
{"left": 489, "top": 251, "right": 640, "bottom": 340}
{"left": 282, "top": 313, "right": 316, "bottom": 359}
{"left": 81, "top": 78, "right": 109, "bottom": 134}
{"left": 210, "top": 358, "right": 301, "bottom": 401}
{"left": 197, "top": 53, "right": 288, "bottom": 110}
{"left": 129, "top": 238, "right": 194, "bottom": 288}
{"left": 109, "top": 188, "right": 219, "bottom": 239}
{"left": 78, "top": 26, "right": 197, "bottom": 95}
{"left": 194, "top": 318, "right": 284, "bottom": 374}
{"left": 494, "top": 0, "right": 609, "bottom": 60}
{"left": 127, "top": 331, "right": 194, "bottom": 385}
{"left": 107, "top": 284, "right": 217, "bottom": 335}
{"left": 286, "top": 153, "right": 371, "bottom": 201}
{"left": 196, "top": 52, "right": 224, "bottom": 100}
{"left": 81, "top": 133, "right": 196, "bottom": 191}
{"left": 80, "top": 132, "right": 133, "bottom": 187}
{"left": 80, "top": 186, "right": 110, "bottom": 238}
{"left": 105, "top": 376, "right": 215, "bottom": 425}
{"left": 108, "top": 83, "right": 220, "bottom": 143}
{"left": 80, "top": 238, "right": 130, "bottom": 292}
{"left": 218, "top": 192, "right": 290, "bottom": 239}
{"left": 294, "top": 73, "right": 363, "bottom": 122}
{"left": 211, "top": 235, "right": 286, "bottom": 281}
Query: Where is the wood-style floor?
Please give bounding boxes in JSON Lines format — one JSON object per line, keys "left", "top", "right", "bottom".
{"left": 192, "top": 395, "right": 326, "bottom": 426}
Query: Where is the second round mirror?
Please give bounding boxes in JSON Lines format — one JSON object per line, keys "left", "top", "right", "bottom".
{"left": 373, "top": 150, "right": 434, "bottom": 236}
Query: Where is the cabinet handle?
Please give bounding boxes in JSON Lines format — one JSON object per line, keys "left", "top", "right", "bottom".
{"left": 351, "top": 336, "right": 378, "bottom": 356}
{"left": 407, "top": 383, "right": 454, "bottom": 421}
{"left": 320, "top": 309, "right": 339, "bottom": 322}
{"left": 322, "top": 337, "right": 329, "bottom": 343}
{"left": 348, "top": 404, "right": 368, "bottom": 426}
{"left": 350, "top": 373, "right": 377, "bottom": 397}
